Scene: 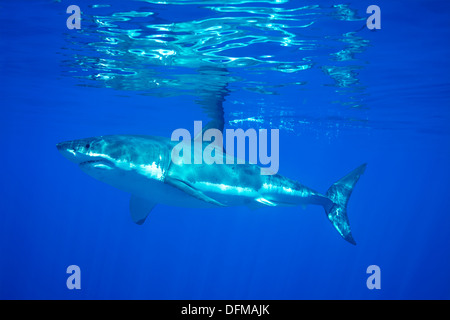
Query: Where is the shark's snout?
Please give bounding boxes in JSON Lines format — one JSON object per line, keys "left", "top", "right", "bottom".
{"left": 56, "top": 141, "right": 71, "bottom": 151}
{"left": 56, "top": 139, "right": 95, "bottom": 164}
{"left": 57, "top": 136, "right": 111, "bottom": 168}
{"left": 56, "top": 140, "right": 78, "bottom": 163}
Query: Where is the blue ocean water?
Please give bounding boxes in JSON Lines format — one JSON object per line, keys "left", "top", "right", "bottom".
{"left": 1, "top": 0, "right": 449, "bottom": 300}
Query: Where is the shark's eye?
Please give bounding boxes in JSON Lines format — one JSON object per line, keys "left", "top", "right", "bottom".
{"left": 85, "top": 143, "right": 90, "bottom": 149}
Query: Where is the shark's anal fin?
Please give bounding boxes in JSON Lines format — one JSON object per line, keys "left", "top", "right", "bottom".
{"left": 129, "top": 195, "right": 156, "bottom": 225}
{"left": 165, "top": 177, "right": 225, "bottom": 207}
{"left": 255, "top": 197, "right": 277, "bottom": 206}
{"left": 253, "top": 197, "right": 295, "bottom": 208}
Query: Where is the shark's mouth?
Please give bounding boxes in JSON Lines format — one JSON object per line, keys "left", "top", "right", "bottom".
{"left": 80, "top": 160, "right": 106, "bottom": 165}
{"left": 79, "top": 159, "right": 115, "bottom": 170}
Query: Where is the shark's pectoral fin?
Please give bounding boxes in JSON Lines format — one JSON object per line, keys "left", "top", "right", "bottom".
{"left": 165, "top": 177, "right": 225, "bottom": 207}
{"left": 129, "top": 195, "right": 156, "bottom": 225}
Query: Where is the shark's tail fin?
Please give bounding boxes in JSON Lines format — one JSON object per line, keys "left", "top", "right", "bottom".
{"left": 324, "top": 163, "right": 367, "bottom": 245}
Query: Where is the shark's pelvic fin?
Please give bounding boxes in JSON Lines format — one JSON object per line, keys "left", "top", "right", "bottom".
{"left": 165, "top": 177, "right": 226, "bottom": 207}
{"left": 129, "top": 195, "right": 156, "bottom": 225}
{"left": 325, "top": 163, "right": 367, "bottom": 245}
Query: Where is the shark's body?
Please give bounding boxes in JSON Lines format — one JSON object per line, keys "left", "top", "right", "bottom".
{"left": 57, "top": 134, "right": 366, "bottom": 244}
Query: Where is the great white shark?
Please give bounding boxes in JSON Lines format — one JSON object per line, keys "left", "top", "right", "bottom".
{"left": 57, "top": 132, "right": 366, "bottom": 245}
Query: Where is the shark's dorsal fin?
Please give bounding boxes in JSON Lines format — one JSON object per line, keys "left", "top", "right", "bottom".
{"left": 193, "top": 121, "right": 224, "bottom": 142}
{"left": 195, "top": 66, "right": 229, "bottom": 135}
{"left": 129, "top": 195, "right": 156, "bottom": 225}
{"left": 165, "top": 176, "right": 225, "bottom": 207}
{"left": 191, "top": 67, "right": 230, "bottom": 152}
